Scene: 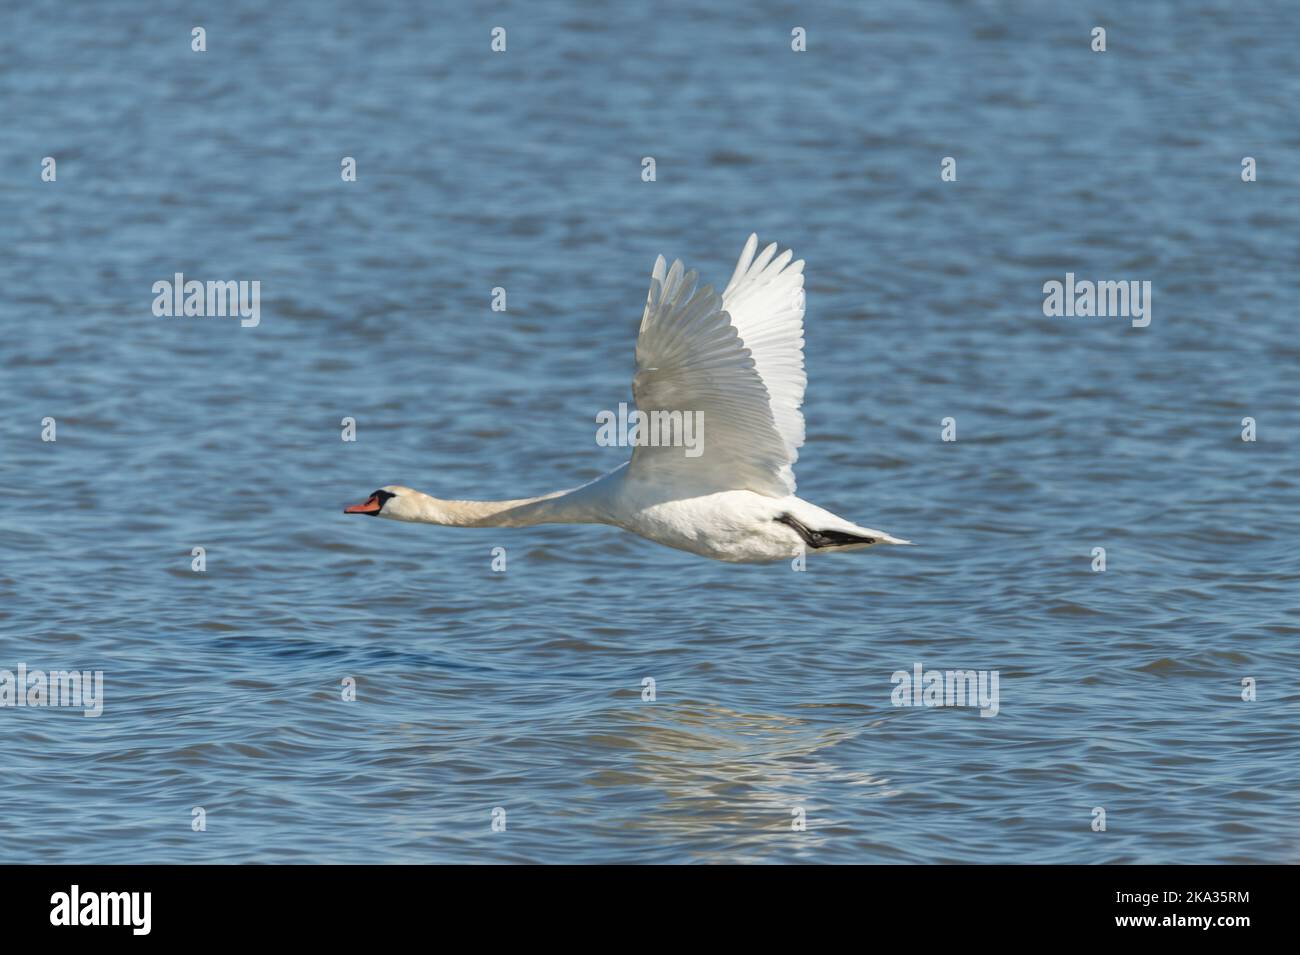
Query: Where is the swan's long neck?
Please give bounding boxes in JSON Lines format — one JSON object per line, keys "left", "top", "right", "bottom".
{"left": 396, "top": 487, "right": 592, "bottom": 527}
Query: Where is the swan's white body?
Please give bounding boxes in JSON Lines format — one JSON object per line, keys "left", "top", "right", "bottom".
{"left": 346, "top": 235, "right": 909, "bottom": 563}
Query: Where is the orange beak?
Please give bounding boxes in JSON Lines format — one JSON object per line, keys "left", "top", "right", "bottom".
{"left": 344, "top": 494, "right": 382, "bottom": 514}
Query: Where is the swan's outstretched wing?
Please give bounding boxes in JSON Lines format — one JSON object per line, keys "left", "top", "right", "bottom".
{"left": 721, "top": 234, "right": 807, "bottom": 476}
{"left": 626, "top": 236, "right": 806, "bottom": 497}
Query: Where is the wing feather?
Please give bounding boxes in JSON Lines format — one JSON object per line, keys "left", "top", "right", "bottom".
{"left": 626, "top": 235, "right": 807, "bottom": 497}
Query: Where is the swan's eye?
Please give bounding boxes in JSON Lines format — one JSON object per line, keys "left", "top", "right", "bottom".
{"left": 372, "top": 490, "right": 396, "bottom": 503}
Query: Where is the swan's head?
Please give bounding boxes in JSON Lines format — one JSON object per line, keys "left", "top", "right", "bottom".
{"left": 343, "top": 485, "right": 413, "bottom": 520}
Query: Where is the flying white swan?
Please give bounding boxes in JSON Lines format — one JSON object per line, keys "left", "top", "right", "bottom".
{"left": 345, "top": 234, "right": 910, "bottom": 563}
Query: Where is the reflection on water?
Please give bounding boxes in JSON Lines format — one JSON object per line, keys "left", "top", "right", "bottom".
{"left": 606, "top": 702, "right": 899, "bottom": 860}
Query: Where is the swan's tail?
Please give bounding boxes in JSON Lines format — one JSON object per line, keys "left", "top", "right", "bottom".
{"left": 875, "top": 532, "right": 914, "bottom": 546}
